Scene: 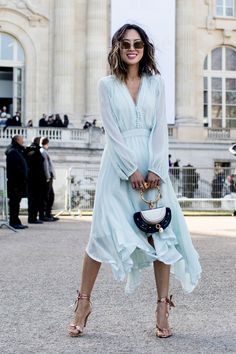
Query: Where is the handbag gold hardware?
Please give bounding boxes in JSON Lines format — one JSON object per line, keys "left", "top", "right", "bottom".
{"left": 140, "top": 185, "right": 161, "bottom": 209}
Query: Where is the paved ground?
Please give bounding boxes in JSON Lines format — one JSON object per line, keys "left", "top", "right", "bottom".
{"left": 0, "top": 216, "right": 235, "bottom": 354}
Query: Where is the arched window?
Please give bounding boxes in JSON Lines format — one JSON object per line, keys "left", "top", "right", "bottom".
{"left": 0, "top": 33, "right": 25, "bottom": 119}
{"left": 203, "top": 46, "right": 236, "bottom": 128}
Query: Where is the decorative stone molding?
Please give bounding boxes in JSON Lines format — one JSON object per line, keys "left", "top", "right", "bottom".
{"left": 203, "top": 0, "right": 217, "bottom": 33}
{"left": 223, "top": 29, "right": 232, "bottom": 38}
{"left": 206, "top": 16, "right": 216, "bottom": 32}
{"left": 0, "top": 0, "right": 48, "bottom": 26}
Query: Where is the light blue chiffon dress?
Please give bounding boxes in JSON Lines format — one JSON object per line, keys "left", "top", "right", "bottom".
{"left": 86, "top": 74, "right": 201, "bottom": 293}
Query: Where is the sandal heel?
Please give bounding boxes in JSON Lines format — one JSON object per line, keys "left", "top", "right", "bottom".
{"left": 156, "top": 295, "right": 175, "bottom": 338}
{"left": 68, "top": 291, "right": 92, "bottom": 337}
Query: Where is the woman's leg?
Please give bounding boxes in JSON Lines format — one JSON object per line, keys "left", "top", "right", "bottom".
{"left": 80, "top": 252, "right": 101, "bottom": 294}
{"left": 153, "top": 260, "right": 171, "bottom": 329}
{"left": 71, "top": 253, "right": 101, "bottom": 328}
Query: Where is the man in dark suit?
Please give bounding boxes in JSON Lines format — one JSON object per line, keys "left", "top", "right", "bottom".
{"left": 11, "top": 112, "right": 22, "bottom": 126}
{"left": 26, "top": 137, "right": 46, "bottom": 224}
{"left": 5, "top": 135, "right": 28, "bottom": 229}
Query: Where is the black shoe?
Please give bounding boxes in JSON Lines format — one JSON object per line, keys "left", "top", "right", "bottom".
{"left": 21, "top": 225, "right": 29, "bottom": 229}
{"left": 28, "top": 220, "right": 43, "bottom": 224}
{"left": 10, "top": 224, "right": 27, "bottom": 230}
{"left": 39, "top": 217, "right": 55, "bottom": 222}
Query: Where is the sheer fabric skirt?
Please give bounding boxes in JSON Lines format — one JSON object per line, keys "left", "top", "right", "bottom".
{"left": 86, "top": 129, "right": 201, "bottom": 293}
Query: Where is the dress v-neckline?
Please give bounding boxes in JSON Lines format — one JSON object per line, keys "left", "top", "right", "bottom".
{"left": 123, "top": 75, "right": 144, "bottom": 107}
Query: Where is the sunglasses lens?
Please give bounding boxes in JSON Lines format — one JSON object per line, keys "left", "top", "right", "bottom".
{"left": 120, "top": 41, "right": 144, "bottom": 50}
{"left": 134, "top": 41, "right": 144, "bottom": 49}
{"left": 120, "top": 41, "right": 131, "bottom": 49}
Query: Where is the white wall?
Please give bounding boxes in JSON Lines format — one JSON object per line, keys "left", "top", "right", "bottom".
{"left": 111, "top": 0, "right": 176, "bottom": 124}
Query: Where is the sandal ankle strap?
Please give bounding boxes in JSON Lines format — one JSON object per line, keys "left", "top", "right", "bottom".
{"left": 74, "top": 291, "right": 91, "bottom": 312}
{"left": 157, "top": 295, "right": 175, "bottom": 308}
{"left": 77, "top": 290, "right": 91, "bottom": 301}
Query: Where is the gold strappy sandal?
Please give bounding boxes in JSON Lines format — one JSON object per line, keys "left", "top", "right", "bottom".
{"left": 156, "top": 295, "right": 175, "bottom": 338}
{"left": 68, "top": 291, "right": 92, "bottom": 337}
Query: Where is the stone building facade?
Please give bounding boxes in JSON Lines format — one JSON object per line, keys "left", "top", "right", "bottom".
{"left": 0, "top": 0, "right": 236, "bottom": 170}
{"left": 0, "top": 0, "right": 109, "bottom": 127}
{"left": 174, "top": 0, "right": 236, "bottom": 170}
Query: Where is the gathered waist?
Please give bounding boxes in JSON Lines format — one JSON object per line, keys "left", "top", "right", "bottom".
{"left": 122, "top": 129, "right": 150, "bottom": 138}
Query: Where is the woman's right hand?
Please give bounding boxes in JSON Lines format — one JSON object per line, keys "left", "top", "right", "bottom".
{"left": 129, "top": 170, "right": 146, "bottom": 190}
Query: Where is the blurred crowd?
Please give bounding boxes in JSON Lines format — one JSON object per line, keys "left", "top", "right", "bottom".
{"left": 0, "top": 106, "right": 70, "bottom": 129}
{"left": 38, "top": 113, "right": 69, "bottom": 128}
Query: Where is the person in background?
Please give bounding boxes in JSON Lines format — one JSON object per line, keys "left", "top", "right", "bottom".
{"left": 211, "top": 169, "right": 224, "bottom": 198}
{"left": 54, "top": 114, "right": 64, "bottom": 127}
{"left": 168, "top": 154, "right": 173, "bottom": 168}
{"left": 182, "top": 164, "right": 199, "bottom": 198}
{"left": 39, "top": 114, "right": 48, "bottom": 127}
{"left": 1, "top": 107, "right": 10, "bottom": 127}
{"left": 5, "top": 135, "right": 28, "bottom": 230}
{"left": 47, "top": 115, "right": 55, "bottom": 127}
{"left": 40, "top": 137, "right": 58, "bottom": 222}
{"left": 0, "top": 106, "right": 8, "bottom": 118}
{"left": 173, "top": 158, "right": 180, "bottom": 179}
{"left": 26, "top": 119, "right": 33, "bottom": 127}
{"left": 12, "top": 111, "right": 22, "bottom": 126}
{"left": 83, "top": 121, "right": 92, "bottom": 129}
{"left": 26, "top": 137, "right": 45, "bottom": 224}
{"left": 63, "top": 114, "right": 69, "bottom": 128}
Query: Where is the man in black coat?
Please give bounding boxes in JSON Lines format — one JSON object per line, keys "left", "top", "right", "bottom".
{"left": 25, "top": 137, "right": 46, "bottom": 224}
{"left": 38, "top": 114, "right": 48, "bottom": 127}
{"left": 5, "top": 135, "right": 28, "bottom": 229}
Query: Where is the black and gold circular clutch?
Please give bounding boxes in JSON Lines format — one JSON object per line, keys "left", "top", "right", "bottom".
{"left": 133, "top": 185, "right": 171, "bottom": 233}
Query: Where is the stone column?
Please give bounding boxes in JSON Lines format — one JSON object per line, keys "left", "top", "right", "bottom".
{"left": 74, "top": 0, "right": 87, "bottom": 126}
{"left": 176, "top": 0, "right": 198, "bottom": 124}
{"left": 53, "top": 0, "right": 75, "bottom": 122}
{"left": 85, "top": 0, "right": 109, "bottom": 118}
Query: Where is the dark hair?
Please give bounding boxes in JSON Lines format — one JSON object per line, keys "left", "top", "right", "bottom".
{"left": 41, "top": 137, "right": 49, "bottom": 146}
{"left": 108, "top": 24, "right": 159, "bottom": 81}
{"left": 33, "top": 137, "right": 41, "bottom": 145}
{"left": 12, "top": 135, "right": 21, "bottom": 144}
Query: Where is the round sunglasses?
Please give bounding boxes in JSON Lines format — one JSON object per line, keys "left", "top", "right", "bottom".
{"left": 119, "top": 40, "right": 144, "bottom": 50}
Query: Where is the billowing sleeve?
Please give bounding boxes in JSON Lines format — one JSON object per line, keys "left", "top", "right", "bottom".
{"left": 148, "top": 76, "right": 169, "bottom": 183}
{"left": 98, "top": 79, "right": 138, "bottom": 180}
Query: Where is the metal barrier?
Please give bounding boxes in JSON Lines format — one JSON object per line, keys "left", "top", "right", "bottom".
{"left": 169, "top": 166, "right": 236, "bottom": 211}
{"left": 62, "top": 166, "right": 236, "bottom": 213}
{"left": 56, "top": 167, "right": 99, "bottom": 215}
{"left": 1, "top": 164, "right": 236, "bottom": 219}
{"left": 0, "top": 166, "right": 16, "bottom": 231}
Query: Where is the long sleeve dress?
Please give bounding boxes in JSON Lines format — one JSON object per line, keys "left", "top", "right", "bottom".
{"left": 86, "top": 74, "right": 202, "bottom": 294}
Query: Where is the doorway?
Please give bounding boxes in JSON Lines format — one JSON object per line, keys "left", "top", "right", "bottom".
{"left": 0, "top": 33, "right": 25, "bottom": 122}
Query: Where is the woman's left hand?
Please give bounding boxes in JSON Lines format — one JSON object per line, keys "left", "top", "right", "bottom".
{"left": 146, "top": 171, "right": 161, "bottom": 188}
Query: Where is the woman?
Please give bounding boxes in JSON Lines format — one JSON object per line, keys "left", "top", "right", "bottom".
{"left": 68, "top": 24, "right": 201, "bottom": 338}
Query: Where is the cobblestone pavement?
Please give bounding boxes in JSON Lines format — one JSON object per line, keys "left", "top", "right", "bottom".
{"left": 0, "top": 216, "right": 235, "bottom": 354}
